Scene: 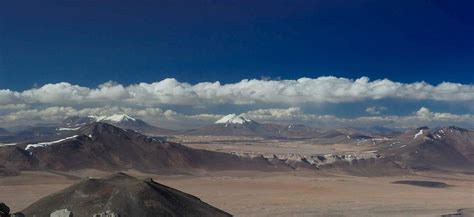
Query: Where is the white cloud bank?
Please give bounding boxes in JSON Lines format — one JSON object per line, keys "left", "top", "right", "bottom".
{"left": 0, "top": 106, "right": 220, "bottom": 129}
{"left": 241, "top": 107, "right": 474, "bottom": 128}
{"left": 1, "top": 76, "right": 473, "bottom": 107}
{"left": 0, "top": 105, "right": 472, "bottom": 129}
{"left": 1, "top": 76, "right": 473, "bottom": 128}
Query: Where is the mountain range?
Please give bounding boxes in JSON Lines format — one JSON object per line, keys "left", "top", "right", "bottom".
{"left": 0, "top": 122, "right": 285, "bottom": 173}
{"left": 0, "top": 113, "right": 398, "bottom": 143}
{"left": 376, "top": 126, "right": 474, "bottom": 171}
{"left": 0, "top": 114, "right": 175, "bottom": 144}
{"left": 62, "top": 114, "right": 175, "bottom": 135}
{"left": 187, "top": 114, "right": 373, "bottom": 142}
{"left": 1, "top": 113, "right": 473, "bottom": 175}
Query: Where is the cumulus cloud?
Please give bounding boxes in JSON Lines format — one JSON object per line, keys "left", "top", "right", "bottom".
{"left": 21, "top": 82, "right": 90, "bottom": 104}
{"left": 0, "top": 89, "right": 21, "bottom": 104}
{"left": 0, "top": 105, "right": 221, "bottom": 129}
{"left": 1, "top": 76, "right": 473, "bottom": 128}
{"left": 0, "top": 105, "right": 472, "bottom": 129}
{"left": 0, "top": 104, "right": 29, "bottom": 111}
{"left": 1, "top": 77, "right": 473, "bottom": 108}
{"left": 365, "top": 106, "right": 387, "bottom": 115}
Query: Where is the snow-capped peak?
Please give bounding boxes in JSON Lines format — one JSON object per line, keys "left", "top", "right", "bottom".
{"left": 89, "top": 114, "right": 136, "bottom": 123}
{"left": 215, "top": 114, "right": 253, "bottom": 124}
{"left": 88, "top": 115, "right": 106, "bottom": 122}
{"left": 103, "top": 114, "right": 136, "bottom": 122}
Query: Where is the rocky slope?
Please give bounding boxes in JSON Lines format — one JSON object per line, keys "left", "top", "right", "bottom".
{"left": 374, "top": 126, "right": 474, "bottom": 171}
{"left": 0, "top": 122, "right": 284, "bottom": 172}
{"left": 22, "top": 172, "right": 231, "bottom": 217}
{"left": 227, "top": 126, "right": 474, "bottom": 174}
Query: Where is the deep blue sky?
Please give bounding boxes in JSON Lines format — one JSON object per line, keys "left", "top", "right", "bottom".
{"left": 1, "top": 0, "right": 473, "bottom": 90}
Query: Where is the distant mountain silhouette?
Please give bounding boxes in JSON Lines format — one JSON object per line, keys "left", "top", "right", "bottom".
{"left": 63, "top": 114, "right": 176, "bottom": 135}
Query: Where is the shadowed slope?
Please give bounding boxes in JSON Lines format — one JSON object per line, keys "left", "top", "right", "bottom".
{"left": 379, "top": 126, "right": 474, "bottom": 171}
{"left": 24, "top": 122, "right": 286, "bottom": 172}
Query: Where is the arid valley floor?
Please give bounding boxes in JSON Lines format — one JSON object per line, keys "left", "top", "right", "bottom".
{"left": 1, "top": 135, "right": 473, "bottom": 217}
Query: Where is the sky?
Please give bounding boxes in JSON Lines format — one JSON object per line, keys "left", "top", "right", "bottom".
{"left": 0, "top": 0, "right": 473, "bottom": 129}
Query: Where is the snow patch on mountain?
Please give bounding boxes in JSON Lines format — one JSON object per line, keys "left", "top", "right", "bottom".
{"left": 58, "top": 127, "right": 81, "bottom": 131}
{"left": 413, "top": 129, "right": 424, "bottom": 139}
{"left": 103, "top": 114, "right": 136, "bottom": 122}
{"left": 231, "top": 151, "right": 382, "bottom": 167}
{"left": 88, "top": 115, "right": 106, "bottom": 121}
{"left": 88, "top": 114, "right": 136, "bottom": 123}
{"left": 26, "top": 135, "right": 79, "bottom": 151}
{"left": 0, "top": 143, "right": 17, "bottom": 147}
{"left": 215, "top": 114, "right": 253, "bottom": 125}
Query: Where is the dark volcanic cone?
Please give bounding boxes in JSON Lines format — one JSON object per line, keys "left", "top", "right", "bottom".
{"left": 23, "top": 172, "right": 232, "bottom": 217}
